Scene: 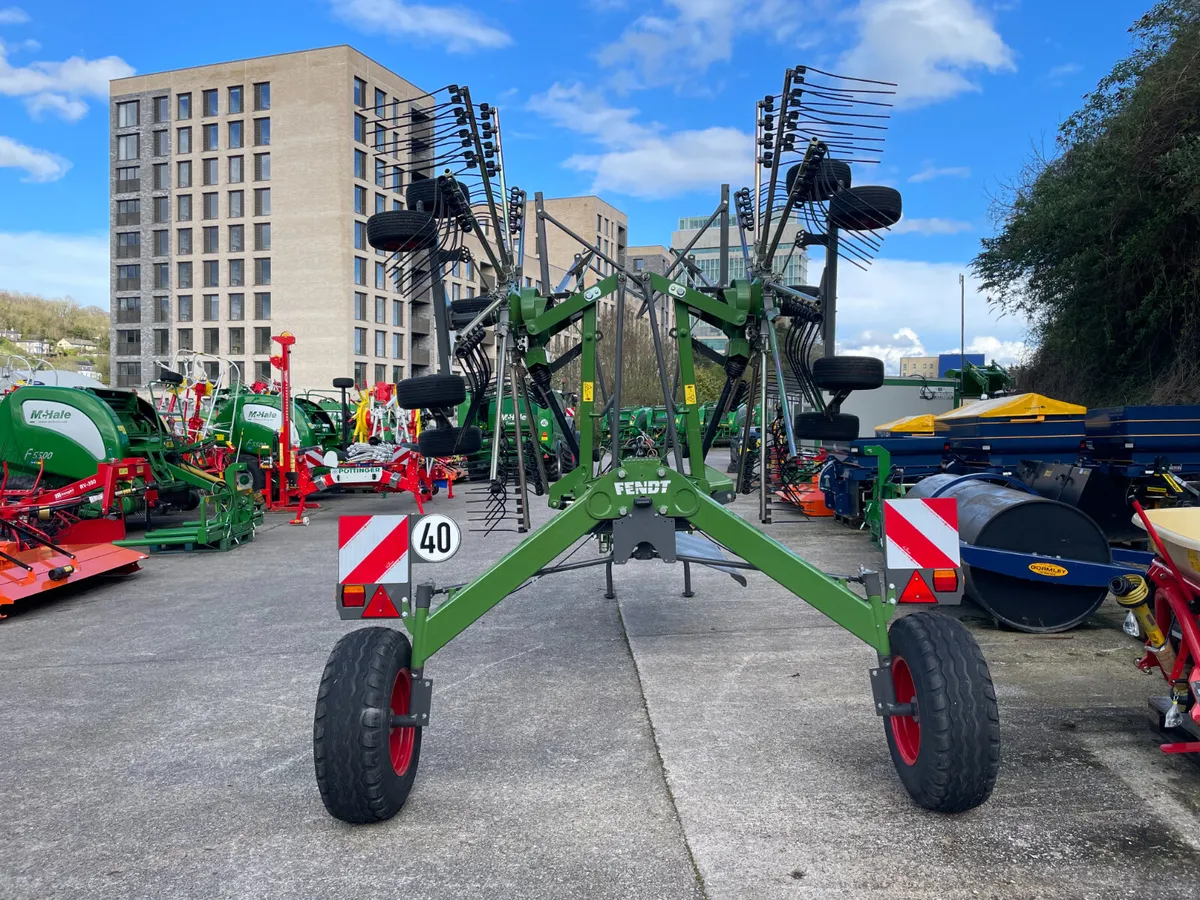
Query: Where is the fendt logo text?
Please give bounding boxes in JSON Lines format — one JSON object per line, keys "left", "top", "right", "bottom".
{"left": 614, "top": 480, "right": 671, "bottom": 496}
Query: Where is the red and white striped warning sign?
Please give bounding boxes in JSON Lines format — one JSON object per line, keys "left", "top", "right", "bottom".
{"left": 883, "top": 498, "right": 960, "bottom": 570}
{"left": 338, "top": 515, "right": 410, "bottom": 585}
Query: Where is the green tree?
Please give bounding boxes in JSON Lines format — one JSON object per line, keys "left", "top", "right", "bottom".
{"left": 973, "top": 1, "right": 1200, "bottom": 405}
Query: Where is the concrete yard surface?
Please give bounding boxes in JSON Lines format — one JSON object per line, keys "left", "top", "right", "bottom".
{"left": 2, "top": 482, "right": 1199, "bottom": 899}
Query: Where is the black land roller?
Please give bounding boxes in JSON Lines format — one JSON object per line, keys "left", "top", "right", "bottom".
{"left": 907, "top": 474, "right": 1112, "bottom": 633}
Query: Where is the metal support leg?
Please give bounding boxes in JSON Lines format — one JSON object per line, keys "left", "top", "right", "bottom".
{"left": 759, "top": 347, "right": 771, "bottom": 524}
{"left": 605, "top": 561, "right": 615, "bottom": 599}
{"left": 682, "top": 560, "right": 694, "bottom": 598}
{"left": 508, "top": 366, "right": 532, "bottom": 533}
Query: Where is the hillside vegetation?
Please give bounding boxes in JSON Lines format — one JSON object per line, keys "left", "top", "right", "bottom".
{"left": 973, "top": 0, "right": 1200, "bottom": 406}
{"left": 0, "top": 290, "right": 110, "bottom": 380}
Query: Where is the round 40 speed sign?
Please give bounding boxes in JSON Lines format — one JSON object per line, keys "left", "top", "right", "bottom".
{"left": 411, "top": 513, "right": 462, "bottom": 563}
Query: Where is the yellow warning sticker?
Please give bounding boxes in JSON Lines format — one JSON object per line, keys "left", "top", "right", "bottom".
{"left": 583, "top": 382, "right": 594, "bottom": 402}
{"left": 684, "top": 384, "right": 697, "bottom": 405}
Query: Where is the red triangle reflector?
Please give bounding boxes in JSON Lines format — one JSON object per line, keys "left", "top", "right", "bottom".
{"left": 899, "top": 571, "right": 937, "bottom": 604}
{"left": 363, "top": 586, "right": 400, "bottom": 618}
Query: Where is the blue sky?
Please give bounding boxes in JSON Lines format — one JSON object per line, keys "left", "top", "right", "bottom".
{"left": 0, "top": 0, "right": 1152, "bottom": 369}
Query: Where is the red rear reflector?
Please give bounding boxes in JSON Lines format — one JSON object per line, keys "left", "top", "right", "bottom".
{"left": 341, "top": 585, "right": 366, "bottom": 607}
{"left": 363, "top": 586, "right": 400, "bottom": 618}
{"left": 899, "top": 571, "right": 937, "bottom": 604}
{"left": 932, "top": 568, "right": 958, "bottom": 592}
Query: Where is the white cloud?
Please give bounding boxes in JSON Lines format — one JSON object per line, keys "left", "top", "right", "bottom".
{"left": 1047, "top": 62, "right": 1081, "bottom": 79}
{"left": 0, "top": 7, "right": 29, "bottom": 24}
{"left": 839, "top": 0, "right": 1016, "bottom": 108}
{"left": 528, "top": 83, "right": 753, "bottom": 198}
{"left": 909, "top": 163, "right": 971, "bottom": 182}
{"left": 0, "top": 232, "right": 108, "bottom": 305}
{"left": 329, "top": 0, "right": 511, "bottom": 52}
{"left": 888, "top": 217, "right": 973, "bottom": 235}
{"left": 0, "top": 39, "right": 134, "bottom": 121}
{"left": 0, "top": 135, "right": 70, "bottom": 181}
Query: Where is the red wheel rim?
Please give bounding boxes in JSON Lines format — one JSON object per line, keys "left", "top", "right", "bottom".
{"left": 891, "top": 656, "right": 920, "bottom": 766}
{"left": 389, "top": 668, "right": 415, "bottom": 776}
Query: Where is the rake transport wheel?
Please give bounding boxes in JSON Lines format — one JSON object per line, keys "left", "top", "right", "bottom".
{"left": 314, "top": 627, "right": 423, "bottom": 824}
{"left": 812, "top": 355, "right": 885, "bottom": 391}
{"left": 793, "top": 412, "right": 860, "bottom": 442}
{"left": 406, "top": 177, "right": 472, "bottom": 218}
{"left": 828, "top": 185, "right": 903, "bottom": 231}
{"left": 396, "top": 373, "right": 467, "bottom": 409}
{"left": 884, "top": 611, "right": 1001, "bottom": 812}
{"left": 418, "top": 425, "right": 482, "bottom": 457}
{"left": 786, "top": 158, "right": 852, "bottom": 202}
{"left": 367, "top": 210, "right": 439, "bottom": 252}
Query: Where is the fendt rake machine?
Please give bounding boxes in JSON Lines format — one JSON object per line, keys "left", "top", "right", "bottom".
{"left": 314, "top": 68, "right": 1001, "bottom": 824}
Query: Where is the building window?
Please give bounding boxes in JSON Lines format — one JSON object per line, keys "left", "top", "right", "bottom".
{"left": 202, "top": 123, "right": 218, "bottom": 151}
{"left": 375, "top": 158, "right": 385, "bottom": 187}
{"left": 354, "top": 361, "right": 367, "bottom": 387}
{"left": 253, "top": 82, "right": 270, "bottom": 111}
{"left": 116, "top": 264, "right": 140, "bottom": 291}
{"left": 202, "top": 157, "right": 218, "bottom": 185}
{"left": 374, "top": 295, "right": 385, "bottom": 323}
{"left": 153, "top": 162, "right": 169, "bottom": 190}
{"left": 375, "top": 261, "right": 385, "bottom": 290}
{"left": 203, "top": 294, "right": 219, "bottom": 321}
{"left": 354, "top": 257, "right": 366, "bottom": 286}
{"left": 150, "top": 96, "right": 168, "bottom": 124}
{"left": 203, "top": 260, "right": 219, "bottom": 287}
{"left": 375, "top": 330, "right": 386, "bottom": 357}
{"left": 354, "top": 292, "right": 366, "bottom": 320}
{"left": 466, "top": 286, "right": 475, "bottom": 298}
{"left": 116, "top": 199, "right": 140, "bottom": 226}
{"left": 203, "top": 226, "right": 218, "bottom": 253}
{"left": 354, "top": 113, "right": 366, "bottom": 143}
{"left": 375, "top": 363, "right": 387, "bottom": 384}
{"left": 229, "top": 224, "right": 244, "bottom": 252}
{"left": 177, "top": 160, "right": 191, "bottom": 188}
{"left": 228, "top": 120, "right": 243, "bottom": 149}
{"left": 354, "top": 220, "right": 366, "bottom": 250}
{"left": 229, "top": 190, "right": 244, "bottom": 218}
{"left": 391, "top": 165, "right": 402, "bottom": 192}
{"left": 115, "top": 231, "right": 140, "bottom": 259}
{"left": 116, "top": 329, "right": 141, "bottom": 355}
{"left": 177, "top": 194, "right": 192, "bottom": 222}
{"left": 375, "top": 193, "right": 385, "bottom": 214}
{"left": 392, "top": 333, "right": 401, "bottom": 359}
{"left": 354, "top": 185, "right": 366, "bottom": 215}
{"left": 177, "top": 93, "right": 191, "bottom": 120}
{"left": 153, "top": 196, "right": 169, "bottom": 224}
{"left": 177, "top": 261, "right": 192, "bottom": 288}
{"left": 116, "top": 296, "right": 140, "bottom": 323}
{"left": 353, "top": 327, "right": 367, "bottom": 356}
{"left": 253, "top": 360, "right": 269, "bottom": 382}
{"left": 154, "top": 328, "right": 169, "bottom": 355}
{"left": 254, "top": 152, "right": 270, "bottom": 181}
{"left": 116, "top": 362, "right": 141, "bottom": 387}
{"left": 177, "top": 228, "right": 192, "bottom": 255}
{"left": 392, "top": 299, "right": 402, "bottom": 326}
{"left": 228, "top": 85, "right": 243, "bottom": 114}
{"left": 392, "top": 365, "right": 402, "bottom": 381}
{"left": 229, "top": 327, "right": 245, "bottom": 354}
{"left": 229, "top": 259, "right": 244, "bottom": 286}
{"left": 117, "top": 134, "right": 138, "bottom": 161}
{"left": 354, "top": 77, "right": 366, "bottom": 107}
{"left": 392, "top": 198, "right": 401, "bottom": 211}
{"left": 253, "top": 117, "right": 270, "bottom": 146}
{"left": 354, "top": 149, "right": 366, "bottom": 180}
{"left": 374, "top": 87, "right": 386, "bottom": 115}
{"left": 254, "top": 258, "right": 271, "bottom": 285}
{"left": 229, "top": 155, "right": 244, "bottom": 184}
{"left": 115, "top": 165, "right": 139, "bottom": 193}
{"left": 255, "top": 326, "right": 271, "bottom": 354}
{"left": 254, "top": 222, "right": 271, "bottom": 251}
{"left": 202, "top": 192, "right": 218, "bottom": 219}
{"left": 203, "top": 328, "right": 219, "bottom": 354}
{"left": 203, "top": 361, "right": 219, "bottom": 381}
{"left": 177, "top": 127, "right": 192, "bottom": 154}
{"left": 178, "top": 327, "right": 193, "bottom": 350}
{"left": 451, "top": 282, "right": 461, "bottom": 302}
{"left": 253, "top": 187, "right": 269, "bottom": 216}
{"left": 178, "top": 295, "right": 193, "bottom": 321}
{"left": 154, "top": 262, "right": 170, "bottom": 289}
{"left": 116, "top": 100, "right": 139, "bottom": 128}
{"left": 152, "top": 130, "right": 168, "bottom": 157}
{"left": 374, "top": 124, "right": 385, "bottom": 151}
{"left": 154, "top": 295, "right": 170, "bottom": 322}
{"left": 202, "top": 89, "right": 218, "bottom": 117}
{"left": 254, "top": 292, "right": 271, "bottom": 319}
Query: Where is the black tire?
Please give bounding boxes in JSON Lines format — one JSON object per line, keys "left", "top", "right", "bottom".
{"left": 406, "top": 178, "right": 472, "bottom": 218}
{"left": 367, "top": 210, "right": 439, "bottom": 252}
{"left": 450, "top": 297, "right": 493, "bottom": 330}
{"left": 884, "top": 612, "right": 1000, "bottom": 813}
{"left": 395, "top": 373, "right": 466, "bottom": 409}
{"left": 786, "top": 158, "right": 852, "bottom": 202}
{"left": 332, "top": 377, "right": 355, "bottom": 389}
{"left": 793, "top": 411, "right": 859, "bottom": 441}
{"left": 812, "top": 356, "right": 885, "bottom": 391}
{"left": 235, "top": 454, "right": 266, "bottom": 491}
{"left": 418, "top": 425, "right": 482, "bottom": 457}
{"left": 313, "top": 627, "right": 423, "bottom": 824}
{"left": 828, "top": 186, "right": 903, "bottom": 231}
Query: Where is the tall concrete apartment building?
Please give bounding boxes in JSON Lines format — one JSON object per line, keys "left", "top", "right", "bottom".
{"left": 109, "top": 46, "right": 488, "bottom": 391}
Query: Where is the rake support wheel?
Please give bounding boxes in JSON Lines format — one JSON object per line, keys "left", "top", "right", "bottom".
{"left": 786, "top": 158, "right": 852, "bottom": 202}
{"left": 828, "top": 186, "right": 903, "bottom": 231}
{"left": 418, "top": 425, "right": 482, "bottom": 457}
{"left": 793, "top": 412, "right": 859, "bottom": 442}
{"left": 367, "top": 210, "right": 439, "bottom": 252}
{"left": 406, "top": 178, "right": 472, "bottom": 218}
{"left": 395, "top": 373, "right": 467, "bottom": 409}
{"left": 812, "top": 356, "right": 885, "bottom": 392}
